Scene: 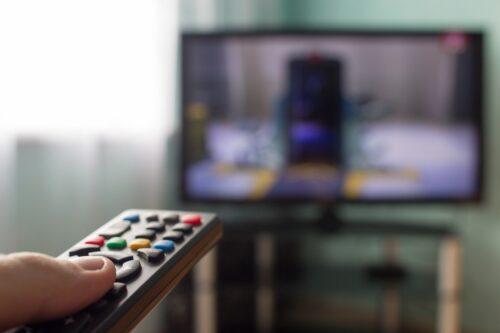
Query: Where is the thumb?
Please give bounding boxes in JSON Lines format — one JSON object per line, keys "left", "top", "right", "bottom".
{"left": 0, "top": 252, "right": 116, "bottom": 331}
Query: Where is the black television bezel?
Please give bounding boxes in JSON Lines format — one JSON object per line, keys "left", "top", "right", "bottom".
{"left": 179, "top": 29, "right": 485, "bottom": 205}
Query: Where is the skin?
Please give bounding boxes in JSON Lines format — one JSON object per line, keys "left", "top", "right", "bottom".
{"left": 0, "top": 252, "right": 116, "bottom": 331}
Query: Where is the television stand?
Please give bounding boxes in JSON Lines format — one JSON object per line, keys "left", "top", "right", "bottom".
{"left": 315, "top": 205, "right": 344, "bottom": 232}
{"left": 208, "top": 215, "right": 461, "bottom": 333}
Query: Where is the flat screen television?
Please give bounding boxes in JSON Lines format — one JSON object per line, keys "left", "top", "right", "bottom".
{"left": 180, "top": 30, "right": 484, "bottom": 204}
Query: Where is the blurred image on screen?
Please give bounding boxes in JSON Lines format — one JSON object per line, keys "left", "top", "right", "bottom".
{"left": 182, "top": 32, "right": 482, "bottom": 202}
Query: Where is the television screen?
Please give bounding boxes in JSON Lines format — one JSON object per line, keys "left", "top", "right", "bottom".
{"left": 181, "top": 31, "right": 483, "bottom": 203}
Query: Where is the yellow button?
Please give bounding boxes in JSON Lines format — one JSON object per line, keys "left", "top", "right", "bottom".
{"left": 129, "top": 238, "right": 151, "bottom": 251}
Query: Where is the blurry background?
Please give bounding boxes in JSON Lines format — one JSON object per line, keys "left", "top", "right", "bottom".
{"left": 1, "top": 0, "right": 500, "bottom": 332}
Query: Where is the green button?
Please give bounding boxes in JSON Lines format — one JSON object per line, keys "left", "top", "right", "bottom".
{"left": 106, "top": 237, "right": 127, "bottom": 249}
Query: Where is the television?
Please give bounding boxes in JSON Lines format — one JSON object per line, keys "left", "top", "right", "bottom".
{"left": 180, "top": 30, "right": 484, "bottom": 204}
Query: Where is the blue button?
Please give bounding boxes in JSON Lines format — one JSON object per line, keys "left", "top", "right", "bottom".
{"left": 123, "top": 214, "right": 140, "bottom": 223}
{"left": 153, "top": 240, "right": 175, "bottom": 253}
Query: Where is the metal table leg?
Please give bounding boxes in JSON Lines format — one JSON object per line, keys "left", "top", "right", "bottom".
{"left": 437, "top": 236, "right": 462, "bottom": 333}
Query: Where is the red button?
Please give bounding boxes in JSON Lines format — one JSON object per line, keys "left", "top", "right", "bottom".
{"left": 85, "top": 235, "right": 105, "bottom": 247}
{"left": 182, "top": 214, "right": 202, "bottom": 226}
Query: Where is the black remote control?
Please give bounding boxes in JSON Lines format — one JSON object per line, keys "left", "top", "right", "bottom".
{"left": 12, "top": 209, "right": 222, "bottom": 333}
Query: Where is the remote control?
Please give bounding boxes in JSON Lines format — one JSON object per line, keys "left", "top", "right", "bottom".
{"left": 12, "top": 209, "right": 222, "bottom": 333}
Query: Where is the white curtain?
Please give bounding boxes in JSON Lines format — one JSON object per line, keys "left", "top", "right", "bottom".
{"left": 0, "top": 0, "right": 177, "bottom": 255}
{"left": 0, "top": 1, "right": 177, "bottom": 331}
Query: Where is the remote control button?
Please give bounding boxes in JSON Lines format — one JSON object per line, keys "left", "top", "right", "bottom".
{"left": 137, "top": 248, "right": 164, "bottom": 263}
{"left": 172, "top": 223, "right": 193, "bottom": 234}
{"left": 106, "top": 237, "right": 127, "bottom": 250}
{"left": 145, "top": 221, "right": 165, "bottom": 233}
{"left": 163, "top": 213, "right": 179, "bottom": 224}
{"left": 105, "top": 282, "right": 127, "bottom": 300}
{"left": 68, "top": 244, "right": 100, "bottom": 257}
{"left": 134, "top": 229, "right": 156, "bottom": 240}
{"left": 182, "top": 214, "right": 202, "bottom": 226}
{"left": 162, "top": 231, "right": 184, "bottom": 243}
{"left": 99, "top": 220, "right": 131, "bottom": 239}
{"left": 84, "top": 235, "right": 105, "bottom": 247}
{"left": 122, "top": 213, "right": 140, "bottom": 223}
{"left": 129, "top": 238, "right": 151, "bottom": 251}
{"left": 90, "top": 251, "right": 133, "bottom": 264}
{"left": 146, "top": 214, "right": 159, "bottom": 222}
{"left": 153, "top": 240, "right": 175, "bottom": 253}
{"left": 86, "top": 299, "right": 108, "bottom": 313}
{"left": 116, "top": 260, "right": 141, "bottom": 282}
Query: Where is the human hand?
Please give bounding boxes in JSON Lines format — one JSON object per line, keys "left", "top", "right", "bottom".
{"left": 0, "top": 252, "right": 116, "bottom": 331}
